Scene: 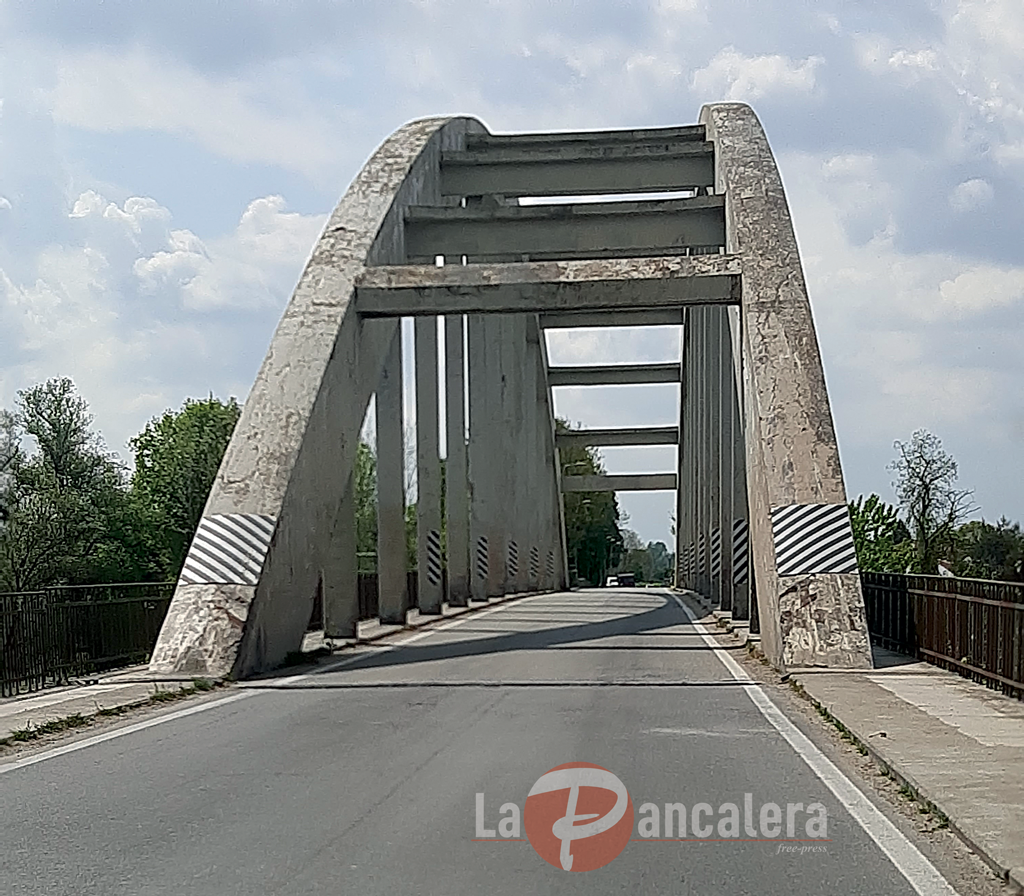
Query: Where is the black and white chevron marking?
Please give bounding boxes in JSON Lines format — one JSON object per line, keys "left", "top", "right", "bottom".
{"left": 770, "top": 503, "right": 858, "bottom": 576}
{"left": 475, "top": 536, "right": 489, "bottom": 580}
{"left": 546, "top": 550, "right": 555, "bottom": 578}
{"left": 426, "top": 529, "right": 443, "bottom": 586}
{"left": 698, "top": 532, "right": 706, "bottom": 575}
{"left": 180, "top": 513, "right": 275, "bottom": 586}
{"left": 507, "top": 540, "right": 519, "bottom": 579}
{"left": 529, "top": 546, "right": 540, "bottom": 581}
{"left": 710, "top": 527, "right": 722, "bottom": 578}
{"left": 733, "top": 519, "right": 749, "bottom": 585}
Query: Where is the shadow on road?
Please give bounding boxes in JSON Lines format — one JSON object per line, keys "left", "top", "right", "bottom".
{"left": 246, "top": 592, "right": 740, "bottom": 685}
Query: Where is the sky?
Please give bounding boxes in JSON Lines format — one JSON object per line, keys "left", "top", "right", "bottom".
{"left": 1, "top": 0, "right": 1022, "bottom": 548}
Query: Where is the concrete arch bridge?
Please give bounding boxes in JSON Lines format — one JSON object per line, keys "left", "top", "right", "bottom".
{"left": 149, "top": 102, "right": 871, "bottom": 680}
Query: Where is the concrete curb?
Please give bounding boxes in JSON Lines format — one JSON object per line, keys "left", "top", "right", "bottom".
{"left": 786, "top": 672, "right": 1024, "bottom": 894}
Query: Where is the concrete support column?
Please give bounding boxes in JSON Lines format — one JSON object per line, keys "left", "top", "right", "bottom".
{"left": 415, "top": 316, "right": 444, "bottom": 614}
{"left": 727, "top": 305, "right": 750, "bottom": 620}
{"left": 376, "top": 325, "right": 408, "bottom": 624}
{"left": 323, "top": 474, "right": 358, "bottom": 639}
{"left": 716, "top": 306, "right": 735, "bottom": 613}
{"left": 708, "top": 306, "right": 723, "bottom": 608}
{"left": 502, "top": 315, "right": 524, "bottom": 593}
{"left": 675, "top": 308, "right": 690, "bottom": 589}
{"left": 488, "top": 315, "right": 511, "bottom": 597}
{"left": 696, "top": 305, "right": 710, "bottom": 597}
{"left": 445, "top": 314, "right": 470, "bottom": 607}
{"left": 524, "top": 317, "right": 542, "bottom": 592}
{"left": 468, "top": 314, "right": 498, "bottom": 601}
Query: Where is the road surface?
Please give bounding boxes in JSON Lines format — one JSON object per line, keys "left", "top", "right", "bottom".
{"left": 1, "top": 590, "right": 957, "bottom": 895}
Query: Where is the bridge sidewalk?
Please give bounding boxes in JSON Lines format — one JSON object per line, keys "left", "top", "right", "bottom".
{"left": 705, "top": 607, "right": 1024, "bottom": 892}
{"left": 0, "top": 593, "right": 530, "bottom": 742}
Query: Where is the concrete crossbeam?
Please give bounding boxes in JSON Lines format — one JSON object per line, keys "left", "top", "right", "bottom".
{"left": 541, "top": 309, "right": 685, "bottom": 328}
{"left": 404, "top": 196, "right": 726, "bottom": 263}
{"left": 562, "top": 473, "right": 677, "bottom": 492}
{"left": 466, "top": 124, "right": 706, "bottom": 149}
{"left": 357, "top": 254, "right": 739, "bottom": 317}
{"left": 548, "top": 363, "right": 681, "bottom": 386}
{"left": 441, "top": 143, "right": 714, "bottom": 197}
{"left": 555, "top": 427, "right": 678, "bottom": 448}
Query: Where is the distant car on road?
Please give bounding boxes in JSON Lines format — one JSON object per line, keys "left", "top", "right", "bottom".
{"left": 617, "top": 572, "right": 636, "bottom": 587}
{"left": 604, "top": 576, "right": 619, "bottom": 587}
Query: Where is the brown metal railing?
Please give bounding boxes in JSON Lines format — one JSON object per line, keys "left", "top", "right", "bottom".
{"left": 862, "top": 572, "right": 1024, "bottom": 699}
{"left": 0, "top": 583, "right": 175, "bottom": 698}
{"left": 3, "top": 569, "right": 435, "bottom": 698}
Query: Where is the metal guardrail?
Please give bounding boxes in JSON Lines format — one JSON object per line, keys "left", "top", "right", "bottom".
{"left": 0, "top": 583, "right": 175, "bottom": 698}
{"left": 2, "top": 568, "right": 434, "bottom": 698}
{"left": 862, "top": 572, "right": 1024, "bottom": 699}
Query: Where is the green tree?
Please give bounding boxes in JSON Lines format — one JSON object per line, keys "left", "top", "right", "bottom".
{"left": 557, "top": 419, "right": 623, "bottom": 585}
{"left": 849, "top": 494, "right": 914, "bottom": 573}
{"left": 953, "top": 518, "right": 1024, "bottom": 582}
{"left": 354, "top": 442, "right": 378, "bottom": 567}
{"left": 0, "top": 378, "right": 129, "bottom": 589}
{"left": 129, "top": 396, "right": 241, "bottom": 577}
{"left": 889, "top": 430, "right": 975, "bottom": 574}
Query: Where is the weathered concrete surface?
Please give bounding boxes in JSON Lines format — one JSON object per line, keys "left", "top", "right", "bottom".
{"left": 356, "top": 252, "right": 740, "bottom": 316}
{"left": 701, "top": 102, "right": 871, "bottom": 670}
{"left": 150, "top": 116, "right": 486, "bottom": 679}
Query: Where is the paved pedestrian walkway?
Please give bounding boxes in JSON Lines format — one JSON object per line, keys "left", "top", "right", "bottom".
{"left": 702, "top": 603, "right": 1024, "bottom": 892}
{"left": 0, "top": 593, "right": 527, "bottom": 740}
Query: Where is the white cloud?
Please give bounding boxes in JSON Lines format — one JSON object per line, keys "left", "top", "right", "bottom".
{"left": 949, "top": 177, "right": 994, "bottom": 212}
{"left": 691, "top": 48, "right": 823, "bottom": 102}
{"left": 0, "top": 191, "right": 325, "bottom": 458}
{"left": 46, "top": 48, "right": 343, "bottom": 179}
{"left": 938, "top": 265, "right": 1024, "bottom": 313}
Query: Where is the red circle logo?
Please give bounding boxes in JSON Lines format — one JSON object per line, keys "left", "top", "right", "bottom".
{"left": 523, "top": 762, "right": 634, "bottom": 871}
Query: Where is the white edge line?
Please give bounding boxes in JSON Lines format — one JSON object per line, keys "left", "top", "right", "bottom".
{"left": 0, "top": 594, "right": 545, "bottom": 775}
{"left": 671, "top": 593, "right": 959, "bottom": 896}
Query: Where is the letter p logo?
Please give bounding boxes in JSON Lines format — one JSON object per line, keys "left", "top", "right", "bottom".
{"left": 523, "top": 762, "right": 634, "bottom": 872}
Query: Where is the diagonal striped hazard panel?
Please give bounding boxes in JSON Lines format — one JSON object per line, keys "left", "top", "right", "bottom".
{"left": 180, "top": 514, "right": 276, "bottom": 586}
{"left": 770, "top": 504, "right": 858, "bottom": 576}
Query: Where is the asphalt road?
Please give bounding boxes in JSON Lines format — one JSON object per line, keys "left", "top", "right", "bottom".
{"left": 1, "top": 590, "right": 957, "bottom": 895}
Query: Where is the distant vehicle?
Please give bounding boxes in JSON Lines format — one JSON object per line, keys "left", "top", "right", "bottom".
{"left": 617, "top": 572, "right": 636, "bottom": 587}
{"left": 604, "top": 576, "right": 619, "bottom": 587}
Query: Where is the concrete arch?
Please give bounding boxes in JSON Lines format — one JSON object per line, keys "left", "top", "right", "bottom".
{"left": 150, "top": 116, "right": 486, "bottom": 678}
{"left": 696, "top": 103, "right": 870, "bottom": 668}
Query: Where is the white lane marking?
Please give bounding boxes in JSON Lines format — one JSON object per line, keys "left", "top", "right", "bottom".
{"left": 0, "top": 595, "right": 545, "bottom": 774}
{"left": 671, "top": 594, "right": 959, "bottom": 896}
{"left": 0, "top": 692, "right": 251, "bottom": 776}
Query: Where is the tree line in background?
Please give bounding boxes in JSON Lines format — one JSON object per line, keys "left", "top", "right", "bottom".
{"left": 25, "top": 381, "right": 1015, "bottom": 593}
{"left": 0, "top": 377, "right": 242, "bottom": 591}
{"left": 850, "top": 429, "right": 1024, "bottom": 581}
{"left": 0, "top": 380, "right": 668, "bottom": 593}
